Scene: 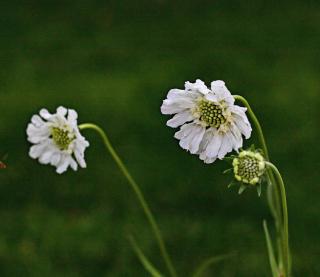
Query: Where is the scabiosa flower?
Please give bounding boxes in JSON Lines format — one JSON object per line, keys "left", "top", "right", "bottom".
{"left": 233, "top": 150, "right": 265, "bottom": 185}
{"left": 161, "top": 79, "right": 252, "bottom": 163}
{"left": 226, "top": 148, "right": 266, "bottom": 196}
{"left": 26, "top": 106, "right": 89, "bottom": 174}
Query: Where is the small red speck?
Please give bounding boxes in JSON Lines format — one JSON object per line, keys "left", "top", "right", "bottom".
{"left": 0, "top": 161, "right": 6, "bottom": 169}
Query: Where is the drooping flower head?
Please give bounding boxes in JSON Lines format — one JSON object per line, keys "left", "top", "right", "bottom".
{"left": 27, "top": 106, "right": 89, "bottom": 174}
{"left": 161, "top": 80, "right": 252, "bottom": 163}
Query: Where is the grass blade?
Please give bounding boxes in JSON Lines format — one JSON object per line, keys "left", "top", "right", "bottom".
{"left": 192, "top": 252, "right": 236, "bottom": 277}
{"left": 263, "top": 220, "right": 280, "bottom": 277}
{"left": 128, "top": 235, "right": 165, "bottom": 277}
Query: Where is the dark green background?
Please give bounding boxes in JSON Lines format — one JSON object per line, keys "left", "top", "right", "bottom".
{"left": 0, "top": 1, "right": 319, "bottom": 276}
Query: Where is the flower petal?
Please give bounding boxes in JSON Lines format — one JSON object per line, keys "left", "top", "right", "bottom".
{"left": 57, "top": 106, "right": 67, "bottom": 117}
{"left": 74, "top": 146, "right": 87, "bottom": 168}
{"left": 174, "top": 123, "right": 205, "bottom": 154}
{"left": 185, "top": 79, "right": 210, "bottom": 95}
{"left": 203, "top": 132, "right": 223, "bottom": 159}
{"left": 69, "top": 157, "right": 78, "bottom": 171}
{"left": 29, "top": 141, "right": 50, "bottom": 159}
{"left": 39, "top": 147, "right": 55, "bottom": 164}
{"left": 56, "top": 155, "right": 71, "bottom": 174}
{"left": 27, "top": 123, "right": 50, "bottom": 143}
{"left": 31, "top": 115, "right": 45, "bottom": 127}
{"left": 67, "top": 109, "right": 78, "bottom": 125}
{"left": 166, "top": 110, "right": 194, "bottom": 128}
{"left": 161, "top": 90, "right": 198, "bottom": 115}
{"left": 50, "top": 152, "right": 61, "bottom": 166}
{"left": 40, "top": 109, "right": 53, "bottom": 120}
{"left": 230, "top": 105, "right": 252, "bottom": 139}
{"left": 217, "top": 134, "right": 233, "bottom": 159}
{"left": 211, "top": 80, "right": 234, "bottom": 104}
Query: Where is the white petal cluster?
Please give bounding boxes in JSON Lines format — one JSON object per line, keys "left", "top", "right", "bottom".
{"left": 161, "top": 80, "right": 252, "bottom": 163}
{"left": 26, "top": 106, "right": 89, "bottom": 174}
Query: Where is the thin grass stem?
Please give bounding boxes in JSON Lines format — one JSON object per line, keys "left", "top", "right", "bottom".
{"left": 79, "top": 123, "right": 177, "bottom": 277}
{"left": 266, "top": 162, "right": 290, "bottom": 277}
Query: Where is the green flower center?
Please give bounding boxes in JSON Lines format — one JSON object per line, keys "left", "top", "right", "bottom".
{"left": 237, "top": 157, "right": 260, "bottom": 180}
{"left": 198, "top": 100, "right": 226, "bottom": 127}
{"left": 233, "top": 153, "right": 265, "bottom": 185}
{"left": 51, "top": 127, "right": 75, "bottom": 150}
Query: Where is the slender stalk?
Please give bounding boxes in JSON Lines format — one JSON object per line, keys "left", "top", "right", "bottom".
{"left": 233, "top": 102, "right": 281, "bottom": 211}
{"left": 192, "top": 252, "right": 236, "bottom": 277}
{"left": 128, "top": 235, "right": 165, "bottom": 277}
{"left": 79, "top": 123, "right": 177, "bottom": 277}
{"left": 233, "top": 95, "right": 269, "bottom": 160}
{"left": 266, "top": 162, "right": 290, "bottom": 276}
{"left": 233, "top": 95, "right": 284, "bottom": 269}
{"left": 233, "top": 95, "right": 281, "bottom": 213}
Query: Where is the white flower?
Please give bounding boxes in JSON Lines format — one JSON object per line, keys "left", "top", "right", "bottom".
{"left": 26, "top": 106, "right": 89, "bottom": 174}
{"left": 161, "top": 79, "right": 252, "bottom": 163}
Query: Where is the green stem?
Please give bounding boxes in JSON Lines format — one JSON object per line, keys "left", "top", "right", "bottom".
{"left": 79, "top": 123, "right": 177, "bottom": 277}
{"left": 233, "top": 95, "right": 269, "bottom": 160}
{"left": 266, "top": 162, "right": 290, "bottom": 277}
{"left": 233, "top": 95, "right": 280, "bottom": 209}
{"left": 192, "top": 252, "right": 236, "bottom": 277}
{"left": 233, "top": 95, "right": 284, "bottom": 268}
{"left": 233, "top": 95, "right": 281, "bottom": 212}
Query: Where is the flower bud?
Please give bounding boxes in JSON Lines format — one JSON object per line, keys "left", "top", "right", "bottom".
{"left": 233, "top": 150, "right": 265, "bottom": 186}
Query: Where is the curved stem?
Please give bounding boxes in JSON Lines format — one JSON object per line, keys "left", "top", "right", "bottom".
{"left": 233, "top": 95, "right": 269, "bottom": 160}
{"left": 79, "top": 123, "right": 177, "bottom": 277}
{"left": 192, "top": 252, "right": 236, "bottom": 277}
{"left": 266, "top": 162, "right": 290, "bottom": 276}
{"left": 233, "top": 95, "right": 284, "bottom": 267}
{"left": 233, "top": 95, "right": 280, "bottom": 210}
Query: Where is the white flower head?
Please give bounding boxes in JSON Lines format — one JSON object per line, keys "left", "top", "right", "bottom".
{"left": 26, "top": 106, "right": 90, "bottom": 174}
{"left": 161, "top": 79, "right": 252, "bottom": 163}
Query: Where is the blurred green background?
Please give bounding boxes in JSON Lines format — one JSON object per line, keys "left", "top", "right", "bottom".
{"left": 0, "top": 1, "right": 320, "bottom": 276}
